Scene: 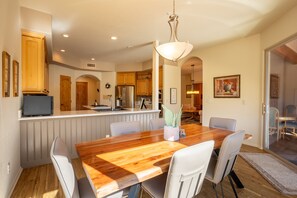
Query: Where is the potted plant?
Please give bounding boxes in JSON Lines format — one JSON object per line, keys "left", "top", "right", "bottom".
{"left": 162, "top": 105, "right": 182, "bottom": 141}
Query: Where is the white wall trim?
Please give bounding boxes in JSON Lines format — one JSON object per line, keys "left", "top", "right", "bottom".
{"left": 8, "top": 167, "right": 23, "bottom": 197}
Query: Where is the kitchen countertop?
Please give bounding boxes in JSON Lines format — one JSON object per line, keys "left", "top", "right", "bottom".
{"left": 19, "top": 108, "right": 160, "bottom": 121}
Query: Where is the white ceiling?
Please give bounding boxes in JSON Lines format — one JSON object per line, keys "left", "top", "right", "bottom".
{"left": 20, "top": 0, "right": 297, "bottom": 67}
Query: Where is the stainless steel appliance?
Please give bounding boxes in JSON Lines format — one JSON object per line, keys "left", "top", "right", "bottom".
{"left": 115, "top": 85, "right": 135, "bottom": 108}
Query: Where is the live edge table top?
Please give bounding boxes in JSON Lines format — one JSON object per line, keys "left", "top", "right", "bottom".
{"left": 76, "top": 124, "right": 252, "bottom": 197}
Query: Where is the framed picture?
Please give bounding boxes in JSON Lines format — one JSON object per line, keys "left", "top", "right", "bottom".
{"left": 2, "top": 51, "right": 11, "bottom": 97}
{"left": 170, "top": 88, "right": 177, "bottom": 104}
{"left": 13, "top": 60, "right": 19, "bottom": 97}
{"left": 214, "top": 74, "right": 240, "bottom": 98}
{"left": 270, "top": 74, "right": 279, "bottom": 98}
{"left": 186, "top": 85, "right": 191, "bottom": 98}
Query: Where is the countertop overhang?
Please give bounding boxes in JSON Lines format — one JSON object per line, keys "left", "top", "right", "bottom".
{"left": 19, "top": 108, "right": 160, "bottom": 121}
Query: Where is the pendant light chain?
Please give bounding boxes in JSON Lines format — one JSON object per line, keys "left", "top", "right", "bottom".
{"left": 173, "top": 0, "right": 175, "bottom": 15}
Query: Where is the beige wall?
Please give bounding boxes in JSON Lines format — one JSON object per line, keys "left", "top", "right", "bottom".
{"left": 0, "top": 0, "right": 22, "bottom": 197}
{"left": 163, "top": 64, "right": 181, "bottom": 113}
{"left": 189, "top": 34, "right": 262, "bottom": 147}
{"left": 99, "top": 72, "right": 116, "bottom": 107}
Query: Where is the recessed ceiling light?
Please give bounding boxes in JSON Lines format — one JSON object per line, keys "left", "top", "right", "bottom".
{"left": 60, "top": 49, "right": 66, "bottom": 52}
{"left": 91, "top": 58, "right": 95, "bottom": 61}
{"left": 111, "top": 36, "right": 118, "bottom": 40}
{"left": 62, "top": 34, "right": 69, "bottom": 38}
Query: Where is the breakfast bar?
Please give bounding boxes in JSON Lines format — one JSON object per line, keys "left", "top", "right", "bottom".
{"left": 19, "top": 109, "right": 160, "bottom": 168}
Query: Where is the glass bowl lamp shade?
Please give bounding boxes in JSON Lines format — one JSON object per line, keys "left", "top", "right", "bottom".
{"left": 155, "top": 2, "right": 193, "bottom": 62}
{"left": 155, "top": 41, "right": 193, "bottom": 62}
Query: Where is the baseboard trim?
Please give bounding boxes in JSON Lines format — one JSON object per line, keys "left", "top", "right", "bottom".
{"left": 8, "top": 167, "right": 23, "bottom": 197}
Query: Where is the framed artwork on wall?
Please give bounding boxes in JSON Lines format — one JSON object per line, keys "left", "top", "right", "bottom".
{"left": 13, "top": 60, "right": 19, "bottom": 97}
{"left": 2, "top": 51, "right": 11, "bottom": 97}
{"left": 214, "top": 74, "right": 240, "bottom": 98}
{"left": 170, "top": 88, "right": 177, "bottom": 104}
{"left": 270, "top": 74, "right": 279, "bottom": 99}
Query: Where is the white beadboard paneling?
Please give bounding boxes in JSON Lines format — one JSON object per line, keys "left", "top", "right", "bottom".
{"left": 20, "top": 112, "right": 159, "bottom": 168}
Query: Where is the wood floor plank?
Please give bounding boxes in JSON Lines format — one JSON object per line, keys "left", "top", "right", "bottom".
{"left": 11, "top": 144, "right": 297, "bottom": 198}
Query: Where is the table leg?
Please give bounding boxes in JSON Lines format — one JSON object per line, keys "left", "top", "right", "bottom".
{"left": 230, "top": 170, "right": 244, "bottom": 189}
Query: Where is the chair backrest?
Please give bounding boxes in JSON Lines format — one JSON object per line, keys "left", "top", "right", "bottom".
{"left": 110, "top": 121, "right": 141, "bottom": 136}
{"left": 149, "top": 118, "right": 165, "bottom": 130}
{"left": 164, "top": 141, "right": 214, "bottom": 198}
{"left": 209, "top": 117, "right": 236, "bottom": 131}
{"left": 269, "top": 107, "right": 279, "bottom": 128}
{"left": 50, "top": 137, "right": 79, "bottom": 198}
{"left": 212, "top": 130, "right": 245, "bottom": 184}
{"left": 285, "top": 105, "right": 296, "bottom": 117}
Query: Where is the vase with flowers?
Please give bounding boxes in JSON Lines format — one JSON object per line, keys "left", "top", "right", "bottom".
{"left": 162, "top": 104, "right": 183, "bottom": 141}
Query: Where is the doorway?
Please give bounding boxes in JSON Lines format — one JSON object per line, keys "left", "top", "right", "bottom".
{"left": 60, "top": 75, "right": 71, "bottom": 111}
{"left": 76, "top": 82, "right": 88, "bottom": 110}
{"left": 264, "top": 37, "right": 297, "bottom": 165}
{"left": 181, "top": 57, "right": 203, "bottom": 124}
{"left": 76, "top": 75, "right": 100, "bottom": 110}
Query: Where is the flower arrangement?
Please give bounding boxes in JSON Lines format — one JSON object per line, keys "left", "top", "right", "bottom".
{"left": 162, "top": 104, "right": 183, "bottom": 128}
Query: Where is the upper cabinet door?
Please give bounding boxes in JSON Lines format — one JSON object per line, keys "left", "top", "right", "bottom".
{"left": 117, "top": 72, "right": 136, "bottom": 85}
{"left": 22, "top": 31, "right": 49, "bottom": 94}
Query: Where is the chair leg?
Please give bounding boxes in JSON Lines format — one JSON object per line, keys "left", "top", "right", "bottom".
{"left": 128, "top": 184, "right": 140, "bottom": 198}
{"left": 228, "top": 175, "right": 238, "bottom": 198}
{"left": 212, "top": 183, "right": 219, "bottom": 198}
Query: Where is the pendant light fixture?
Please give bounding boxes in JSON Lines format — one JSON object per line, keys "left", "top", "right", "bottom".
{"left": 155, "top": 0, "right": 193, "bottom": 62}
{"left": 186, "top": 64, "right": 199, "bottom": 95}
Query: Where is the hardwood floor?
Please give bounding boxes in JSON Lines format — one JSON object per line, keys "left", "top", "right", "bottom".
{"left": 269, "top": 133, "right": 297, "bottom": 165}
{"left": 11, "top": 145, "right": 297, "bottom": 198}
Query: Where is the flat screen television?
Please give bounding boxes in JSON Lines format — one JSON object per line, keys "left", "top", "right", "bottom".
{"left": 23, "top": 95, "right": 53, "bottom": 116}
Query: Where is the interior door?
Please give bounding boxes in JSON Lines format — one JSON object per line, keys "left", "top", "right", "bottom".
{"left": 194, "top": 83, "right": 203, "bottom": 110}
{"left": 60, "top": 75, "right": 71, "bottom": 111}
{"left": 76, "top": 82, "right": 88, "bottom": 110}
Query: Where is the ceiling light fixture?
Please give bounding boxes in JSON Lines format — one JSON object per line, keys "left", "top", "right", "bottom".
{"left": 186, "top": 64, "right": 199, "bottom": 95}
{"left": 91, "top": 58, "right": 95, "bottom": 61}
{"left": 60, "top": 49, "right": 66, "bottom": 52}
{"left": 111, "top": 36, "right": 118, "bottom": 40}
{"left": 62, "top": 34, "right": 69, "bottom": 38}
{"left": 155, "top": 0, "right": 193, "bottom": 62}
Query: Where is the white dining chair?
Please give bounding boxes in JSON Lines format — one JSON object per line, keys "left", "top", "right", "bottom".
{"left": 149, "top": 118, "right": 165, "bottom": 130}
{"left": 141, "top": 140, "right": 214, "bottom": 198}
{"left": 205, "top": 130, "right": 245, "bottom": 198}
{"left": 209, "top": 117, "right": 237, "bottom": 131}
{"left": 50, "top": 137, "right": 125, "bottom": 198}
{"left": 110, "top": 121, "right": 141, "bottom": 136}
{"left": 269, "top": 107, "right": 285, "bottom": 140}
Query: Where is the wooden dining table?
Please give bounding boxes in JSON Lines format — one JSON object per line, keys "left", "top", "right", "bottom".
{"left": 76, "top": 124, "right": 252, "bottom": 197}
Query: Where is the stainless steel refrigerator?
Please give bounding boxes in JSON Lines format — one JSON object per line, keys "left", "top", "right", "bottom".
{"left": 115, "top": 85, "right": 135, "bottom": 108}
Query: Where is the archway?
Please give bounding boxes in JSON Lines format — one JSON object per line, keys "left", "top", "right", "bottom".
{"left": 180, "top": 57, "right": 203, "bottom": 122}
{"left": 76, "top": 75, "right": 100, "bottom": 110}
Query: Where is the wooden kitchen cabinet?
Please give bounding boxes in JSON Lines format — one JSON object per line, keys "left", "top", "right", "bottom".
{"left": 22, "top": 31, "right": 49, "bottom": 94}
{"left": 117, "top": 72, "right": 136, "bottom": 85}
{"left": 136, "top": 79, "right": 152, "bottom": 96}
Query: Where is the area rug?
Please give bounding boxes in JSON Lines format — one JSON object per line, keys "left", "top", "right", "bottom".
{"left": 239, "top": 152, "right": 297, "bottom": 195}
